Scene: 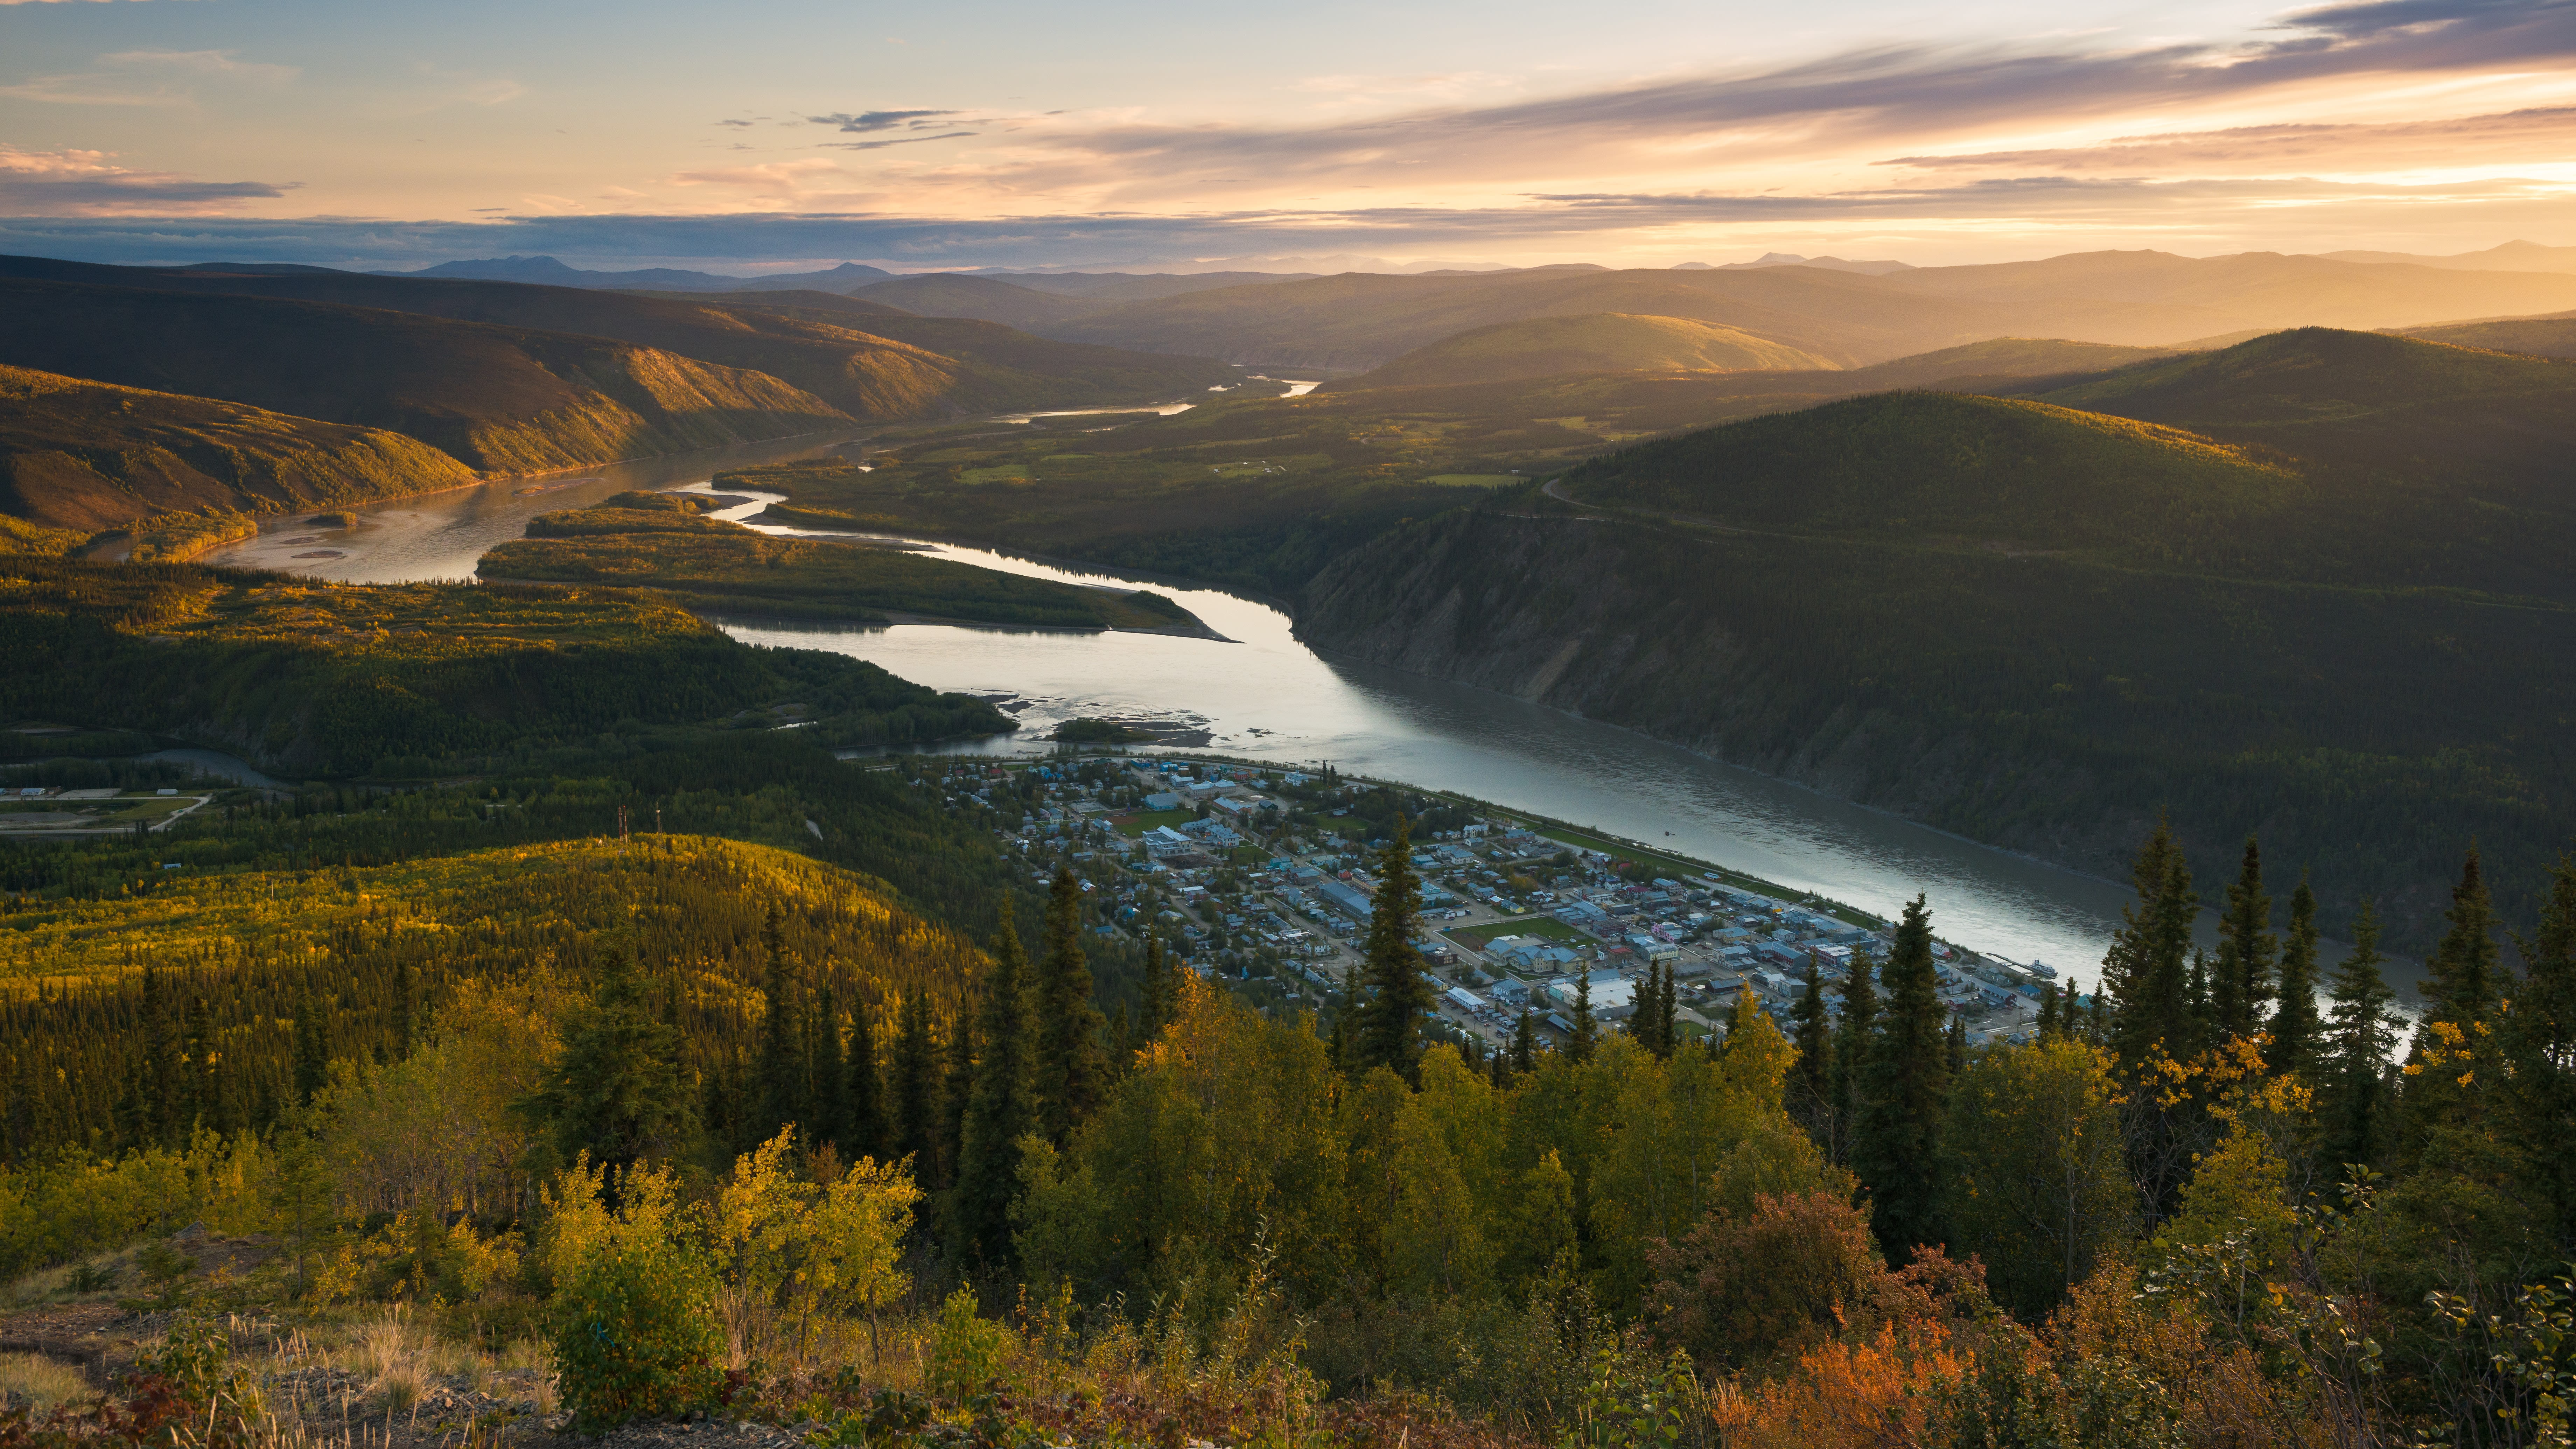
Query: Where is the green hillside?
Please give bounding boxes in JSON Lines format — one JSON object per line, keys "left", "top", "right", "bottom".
{"left": 1344, "top": 313, "right": 1837, "bottom": 387}
{"left": 0, "top": 280, "right": 851, "bottom": 474}
{"left": 522, "top": 489, "right": 746, "bottom": 537}
{"left": 1300, "top": 381, "right": 2576, "bottom": 946}
{"left": 0, "top": 256, "right": 1234, "bottom": 420}
{"left": 482, "top": 495, "right": 1202, "bottom": 630}
{"left": 0, "top": 556, "right": 1012, "bottom": 775}
{"left": 0, "top": 363, "right": 475, "bottom": 536}
{"left": 2395, "top": 312, "right": 2576, "bottom": 357}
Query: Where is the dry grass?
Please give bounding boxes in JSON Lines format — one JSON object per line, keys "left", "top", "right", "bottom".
{"left": 0, "top": 1351, "right": 92, "bottom": 1408}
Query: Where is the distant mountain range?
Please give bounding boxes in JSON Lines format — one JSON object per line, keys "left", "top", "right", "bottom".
{"left": 378, "top": 255, "right": 898, "bottom": 291}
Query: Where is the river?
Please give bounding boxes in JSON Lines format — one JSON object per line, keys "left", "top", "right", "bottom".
{"left": 198, "top": 429, "right": 2159, "bottom": 983}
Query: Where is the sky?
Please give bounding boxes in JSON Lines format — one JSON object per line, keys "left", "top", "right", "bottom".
{"left": 2, "top": 0, "right": 2574, "bottom": 273}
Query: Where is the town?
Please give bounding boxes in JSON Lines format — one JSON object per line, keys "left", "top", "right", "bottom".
{"left": 897, "top": 747, "right": 2072, "bottom": 1053}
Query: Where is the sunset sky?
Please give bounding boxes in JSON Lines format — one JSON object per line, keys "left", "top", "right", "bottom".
{"left": 3, "top": 0, "right": 2573, "bottom": 272}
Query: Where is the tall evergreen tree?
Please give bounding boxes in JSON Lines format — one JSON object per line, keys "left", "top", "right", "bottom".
{"left": 2320, "top": 902, "right": 2396, "bottom": 1179}
{"left": 1945, "top": 1014, "right": 1968, "bottom": 1075}
{"left": 1829, "top": 947, "right": 1880, "bottom": 1167}
{"left": 1568, "top": 973, "right": 1598, "bottom": 1063}
{"left": 2037, "top": 981, "right": 2062, "bottom": 1038}
{"left": 1137, "top": 936, "right": 1171, "bottom": 1043}
{"left": 180, "top": 990, "right": 213, "bottom": 1135}
{"left": 2268, "top": 876, "right": 2323, "bottom": 1078}
{"left": 2105, "top": 822, "right": 2197, "bottom": 1066}
{"left": 2424, "top": 848, "right": 2502, "bottom": 1026}
{"left": 138, "top": 966, "right": 177, "bottom": 1147}
{"left": 890, "top": 992, "right": 938, "bottom": 1174}
{"left": 844, "top": 996, "right": 885, "bottom": 1163}
{"left": 2212, "top": 839, "right": 2276, "bottom": 1043}
{"left": 2505, "top": 859, "right": 2576, "bottom": 1243}
{"left": 938, "top": 1003, "right": 975, "bottom": 1193}
{"left": 811, "top": 985, "right": 849, "bottom": 1153}
{"left": 291, "top": 990, "right": 328, "bottom": 1109}
{"left": 1510, "top": 1010, "right": 1538, "bottom": 1073}
{"left": 1353, "top": 818, "right": 1431, "bottom": 1083}
{"left": 754, "top": 907, "right": 805, "bottom": 1143}
{"left": 1034, "top": 869, "right": 1108, "bottom": 1145}
{"left": 1791, "top": 959, "right": 1831, "bottom": 1113}
{"left": 955, "top": 917, "right": 1036, "bottom": 1265}
{"left": 524, "top": 949, "right": 695, "bottom": 1178}
{"left": 1854, "top": 895, "right": 1949, "bottom": 1257}
{"left": 390, "top": 958, "right": 415, "bottom": 1062}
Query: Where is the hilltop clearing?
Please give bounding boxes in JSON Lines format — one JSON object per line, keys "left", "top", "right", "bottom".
{"left": 1341, "top": 313, "right": 1837, "bottom": 387}
{"left": 1298, "top": 375, "right": 2576, "bottom": 945}
{"left": 0, "top": 255, "right": 1237, "bottom": 419}
{"left": 0, "top": 556, "right": 1011, "bottom": 775}
{"left": 482, "top": 492, "right": 1203, "bottom": 630}
{"left": 0, "top": 364, "right": 474, "bottom": 538}
{"left": 0, "top": 280, "right": 850, "bottom": 474}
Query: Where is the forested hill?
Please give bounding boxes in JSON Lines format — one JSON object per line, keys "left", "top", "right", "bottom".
{"left": 1296, "top": 364, "right": 2576, "bottom": 948}
{"left": 0, "top": 557, "right": 1013, "bottom": 776}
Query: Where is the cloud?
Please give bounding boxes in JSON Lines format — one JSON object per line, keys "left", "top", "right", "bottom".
{"left": 809, "top": 109, "right": 959, "bottom": 133}
{"left": 101, "top": 49, "right": 298, "bottom": 80}
{"left": 715, "top": 119, "right": 755, "bottom": 127}
{"left": 825, "top": 131, "right": 978, "bottom": 151}
{"left": 1882, "top": 105, "right": 2576, "bottom": 173}
{"left": 0, "top": 144, "right": 293, "bottom": 215}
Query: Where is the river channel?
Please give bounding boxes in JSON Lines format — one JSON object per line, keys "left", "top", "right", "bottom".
{"left": 201, "top": 432, "right": 2149, "bottom": 981}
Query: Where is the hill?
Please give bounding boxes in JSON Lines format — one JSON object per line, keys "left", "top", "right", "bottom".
{"left": 0, "top": 555, "right": 1013, "bottom": 775}
{"left": 1341, "top": 313, "right": 1837, "bottom": 387}
{"left": 384, "top": 255, "right": 897, "bottom": 290}
{"left": 2318, "top": 240, "right": 2576, "bottom": 274}
{"left": 483, "top": 493, "right": 1204, "bottom": 630}
{"left": 846, "top": 274, "right": 1104, "bottom": 329}
{"left": 1296, "top": 381, "right": 2576, "bottom": 947}
{"left": 2392, "top": 312, "right": 2576, "bottom": 358}
{"left": 0, "top": 279, "right": 851, "bottom": 474}
{"left": 1030, "top": 252, "right": 2576, "bottom": 371}
{"left": 0, "top": 256, "right": 1236, "bottom": 419}
{"left": 0, "top": 363, "right": 475, "bottom": 538}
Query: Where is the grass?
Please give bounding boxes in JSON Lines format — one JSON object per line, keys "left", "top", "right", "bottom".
{"left": 1113, "top": 808, "right": 1198, "bottom": 836}
{"left": 0, "top": 1351, "right": 90, "bottom": 1408}
{"left": 1447, "top": 916, "right": 1584, "bottom": 950}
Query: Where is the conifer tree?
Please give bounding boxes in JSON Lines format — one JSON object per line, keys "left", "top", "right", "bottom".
{"left": 2212, "top": 838, "right": 2276, "bottom": 1043}
{"left": 2269, "top": 876, "right": 2323, "bottom": 1078}
{"left": 2505, "top": 859, "right": 2576, "bottom": 1242}
{"left": 2037, "top": 981, "right": 2062, "bottom": 1038}
{"left": 955, "top": 917, "right": 1036, "bottom": 1265}
{"left": 1791, "top": 959, "right": 1831, "bottom": 1111}
{"left": 2321, "top": 902, "right": 2396, "bottom": 1177}
{"left": 844, "top": 996, "right": 884, "bottom": 1163}
{"left": 1138, "top": 936, "right": 1171, "bottom": 1043}
{"left": 524, "top": 948, "right": 694, "bottom": 1178}
{"left": 180, "top": 990, "right": 213, "bottom": 1134}
{"left": 137, "top": 966, "right": 176, "bottom": 1147}
{"left": 1510, "top": 1011, "right": 1538, "bottom": 1073}
{"left": 1568, "top": 973, "right": 1598, "bottom": 1064}
{"left": 754, "top": 908, "right": 805, "bottom": 1146}
{"left": 2184, "top": 950, "right": 2214, "bottom": 1058}
{"left": 1854, "top": 895, "right": 1949, "bottom": 1257}
{"left": 1945, "top": 1013, "right": 1968, "bottom": 1074}
{"left": 1034, "top": 869, "right": 1108, "bottom": 1145}
{"left": 390, "top": 958, "right": 415, "bottom": 1061}
{"left": 938, "top": 1006, "right": 974, "bottom": 1192}
{"left": 291, "top": 990, "right": 328, "bottom": 1108}
{"left": 812, "top": 985, "right": 849, "bottom": 1152}
{"left": 5, "top": 1050, "right": 40, "bottom": 1161}
{"left": 1829, "top": 947, "right": 1879, "bottom": 1166}
{"left": 890, "top": 992, "right": 937, "bottom": 1173}
{"left": 2424, "top": 848, "right": 2502, "bottom": 1026}
{"left": 2105, "top": 822, "right": 2197, "bottom": 1067}
{"left": 1354, "top": 817, "right": 1430, "bottom": 1083}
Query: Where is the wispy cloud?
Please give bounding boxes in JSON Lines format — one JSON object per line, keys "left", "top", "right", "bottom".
{"left": 825, "top": 131, "right": 978, "bottom": 151}
{"left": 809, "top": 109, "right": 959, "bottom": 133}
{"left": 0, "top": 144, "right": 292, "bottom": 215}
{"left": 1882, "top": 105, "right": 2576, "bottom": 173}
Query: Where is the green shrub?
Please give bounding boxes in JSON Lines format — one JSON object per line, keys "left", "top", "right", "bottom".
{"left": 550, "top": 1238, "right": 721, "bottom": 1429}
{"left": 926, "top": 1289, "right": 1012, "bottom": 1401}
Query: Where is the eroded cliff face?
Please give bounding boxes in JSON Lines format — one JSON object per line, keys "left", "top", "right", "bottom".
{"left": 1294, "top": 506, "right": 2172, "bottom": 897}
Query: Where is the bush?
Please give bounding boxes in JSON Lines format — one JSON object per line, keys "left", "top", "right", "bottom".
{"left": 550, "top": 1237, "right": 721, "bottom": 1429}
{"left": 927, "top": 1290, "right": 1012, "bottom": 1401}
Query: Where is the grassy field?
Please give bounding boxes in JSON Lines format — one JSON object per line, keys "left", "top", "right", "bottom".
{"left": 1113, "top": 808, "right": 1197, "bottom": 836}
{"left": 1447, "top": 916, "right": 1584, "bottom": 950}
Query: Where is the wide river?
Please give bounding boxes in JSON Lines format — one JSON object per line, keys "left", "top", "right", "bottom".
{"left": 205, "top": 431, "right": 2158, "bottom": 984}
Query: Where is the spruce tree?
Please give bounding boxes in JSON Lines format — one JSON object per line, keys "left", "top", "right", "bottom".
{"left": 2037, "top": 981, "right": 2061, "bottom": 1038}
{"left": 1138, "top": 935, "right": 1171, "bottom": 1042}
{"left": 2268, "top": 876, "right": 2323, "bottom": 1078}
{"left": 754, "top": 909, "right": 805, "bottom": 1145}
{"left": 1829, "top": 946, "right": 1879, "bottom": 1166}
{"left": 1510, "top": 1011, "right": 1538, "bottom": 1073}
{"left": 2213, "top": 839, "right": 2275, "bottom": 1043}
{"left": 291, "top": 990, "right": 328, "bottom": 1108}
{"left": 1854, "top": 895, "right": 1949, "bottom": 1258}
{"left": 2321, "top": 902, "right": 2396, "bottom": 1178}
{"left": 391, "top": 958, "right": 415, "bottom": 1061}
{"left": 2425, "top": 848, "right": 2502, "bottom": 1026}
{"left": 2105, "top": 822, "right": 2197, "bottom": 1066}
{"left": 1569, "top": 973, "right": 1598, "bottom": 1064}
{"left": 812, "top": 985, "right": 850, "bottom": 1153}
{"left": 938, "top": 1003, "right": 975, "bottom": 1193}
{"left": 523, "top": 949, "right": 695, "bottom": 1178}
{"left": 1034, "top": 869, "right": 1108, "bottom": 1145}
{"left": 955, "top": 917, "right": 1036, "bottom": 1265}
{"left": 139, "top": 966, "right": 177, "bottom": 1147}
{"left": 845, "top": 996, "right": 885, "bottom": 1163}
{"left": 1791, "top": 959, "right": 1831, "bottom": 1111}
{"left": 1945, "top": 1013, "right": 1968, "bottom": 1074}
{"left": 2506, "top": 859, "right": 2576, "bottom": 1243}
{"left": 1354, "top": 818, "right": 1430, "bottom": 1083}
{"left": 890, "top": 992, "right": 937, "bottom": 1174}
{"left": 180, "top": 991, "right": 213, "bottom": 1135}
